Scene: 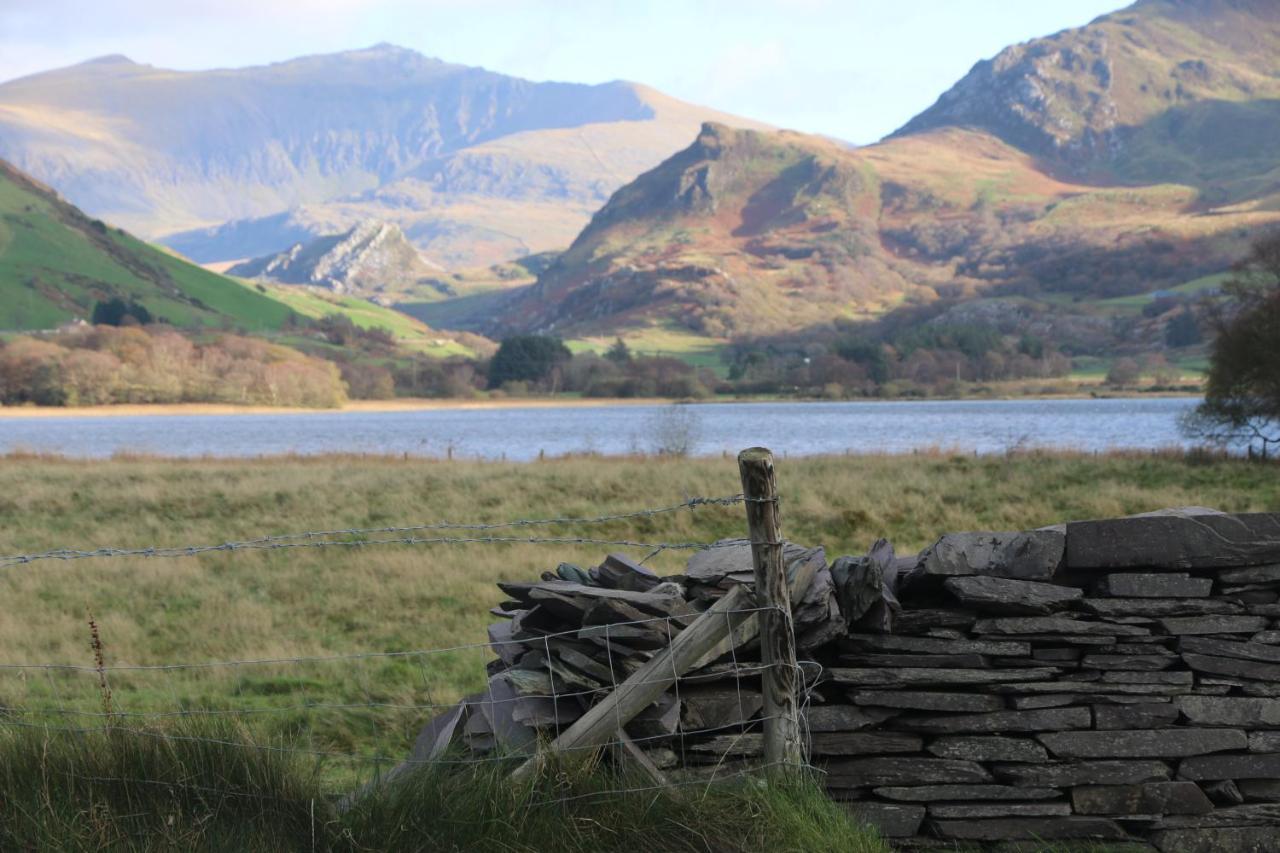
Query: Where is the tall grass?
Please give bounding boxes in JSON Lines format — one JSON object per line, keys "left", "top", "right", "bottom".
{"left": 0, "top": 721, "right": 886, "bottom": 852}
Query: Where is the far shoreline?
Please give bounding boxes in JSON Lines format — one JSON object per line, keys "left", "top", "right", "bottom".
{"left": 0, "top": 390, "right": 1202, "bottom": 419}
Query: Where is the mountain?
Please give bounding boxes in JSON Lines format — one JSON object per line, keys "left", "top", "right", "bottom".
{"left": 894, "top": 0, "right": 1280, "bottom": 202}
{"left": 0, "top": 45, "right": 766, "bottom": 269}
{"left": 0, "top": 158, "right": 293, "bottom": 331}
{"left": 228, "top": 220, "right": 444, "bottom": 303}
{"left": 487, "top": 0, "right": 1280, "bottom": 343}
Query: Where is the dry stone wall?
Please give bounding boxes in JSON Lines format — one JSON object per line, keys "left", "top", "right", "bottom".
{"left": 410, "top": 508, "right": 1280, "bottom": 851}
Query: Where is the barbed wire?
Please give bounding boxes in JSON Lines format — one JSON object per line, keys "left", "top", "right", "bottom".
{"left": 0, "top": 494, "right": 755, "bottom": 568}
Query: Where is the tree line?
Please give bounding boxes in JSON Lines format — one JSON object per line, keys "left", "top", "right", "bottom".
{"left": 0, "top": 325, "right": 346, "bottom": 408}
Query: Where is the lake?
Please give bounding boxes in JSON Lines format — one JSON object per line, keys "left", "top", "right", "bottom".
{"left": 0, "top": 397, "right": 1201, "bottom": 460}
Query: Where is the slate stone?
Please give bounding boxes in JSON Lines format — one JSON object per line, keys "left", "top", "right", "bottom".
{"left": 1159, "top": 616, "right": 1270, "bottom": 635}
{"left": 943, "top": 575, "right": 1082, "bottom": 615}
{"left": 1178, "top": 696, "right": 1280, "bottom": 727}
{"left": 927, "top": 736, "right": 1049, "bottom": 763}
{"left": 842, "top": 633, "right": 1030, "bottom": 656}
{"left": 1065, "top": 512, "right": 1280, "bottom": 570}
{"left": 802, "top": 704, "right": 895, "bottom": 733}
{"left": 513, "top": 580, "right": 695, "bottom": 619}
{"left": 1082, "top": 654, "right": 1175, "bottom": 671}
{"left": 823, "top": 757, "right": 992, "bottom": 786}
{"left": 1071, "top": 782, "right": 1213, "bottom": 816}
{"left": 683, "top": 538, "right": 809, "bottom": 584}
{"left": 1239, "top": 780, "right": 1280, "bottom": 801}
{"left": 1013, "top": 694, "right": 1168, "bottom": 710}
{"left": 809, "top": 732, "right": 925, "bottom": 756}
{"left": 918, "top": 529, "right": 1065, "bottom": 580}
{"left": 594, "top": 553, "right": 662, "bottom": 592}
{"left": 1035, "top": 647, "right": 1084, "bottom": 662}
{"left": 974, "top": 633, "right": 1119, "bottom": 645}
{"left": 1094, "top": 703, "right": 1181, "bottom": 730}
{"left": 1219, "top": 564, "right": 1280, "bottom": 585}
{"left": 1242, "top": 682, "right": 1280, "bottom": 697}
{"left": 1113, "top": 642, "right": 1179, "bottom": 655}
{"left": 678, "top": 687, "right": 763, "bottom": 731}
{"left": 873, "top": 785, "right": 1062, "bottom": 802}
{"left": 973, "top": 616, "right": 1149, "bottom": 637}
{"left": 1253, "top": 630, "right": 1280, "bottom": 644}
{"left": 851, "top": 690, "right": 1006, "bottom": 713}
{"left": 1082, "top": 599, "right": 1243, "bottom": 618}
{"left": 1101, "top": 671, "right": 1194, "bottom": 686}
{"left": 1235, "top": 590, "right": 1280, "bottom": 605}
{"left": 892, "top": 609, "right": 978, "bottom": 633}
{"left": 1149, "top": 827, "right": 1280, "bottom": 853}
{"left": 894, "top": 707, "right": 1092, "bottom": 734}
{"left": 790, "top": 549, "right": 847, "bottom": 651}
{"left": 928, "top": 802, "right": 1073, "bottom": 819}
{"left": 1099, "top": 573, "right": 1213, "bottom": 599}
{"left": 1152, "top": 803, "right": 1280, "bottom": 828}
{"left": 930, "top": 816, "right": 1129, "bottom": 841}
{"left": 1204, "top": 780, "right": 1245, "bottom": 807}
{"left": 1038, "top": 729, "right": 1246, "bottom": 759}
{"left": 1182, "top": 652, "right": 1280, "bottom": 681}
{"left": 693, "top": 731, "right": 921, "bottom": 758}
{"left": 1180, "top": 635, "right": 1280, "bottom": 664}
{"left": 1178, "top": 753, "right": 1280, "bottom": 781}
{"left": 838, "top": 652, "right": 988, "bottom": 669}
{"left": 996, "top": 681, "right": 1189, "bottom": 697}
{"left": 1249, "top": 732, "right": 1280, "bottom": 753}
{"left": 830, "top": 541, "right": 900, "bottom": 635}
{"left": 825, "top": 666, "right": 1055, "bottom": 688}
{"left": 995, "top": 761, "right": 1173, "bottom": 787}
{"left": 841, "top": 802, "right": 924, "bottom": 838}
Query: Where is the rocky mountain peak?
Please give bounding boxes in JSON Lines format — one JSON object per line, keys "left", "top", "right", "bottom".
{"left": 228, "top": 220, "right": 442, "bottom": 302}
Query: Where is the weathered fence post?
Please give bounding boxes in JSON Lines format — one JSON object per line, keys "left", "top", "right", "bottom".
{"left": 737, "top": 446, "right": 805, "bottom": 771}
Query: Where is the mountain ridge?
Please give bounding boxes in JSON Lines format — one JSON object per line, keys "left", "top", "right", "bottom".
{"left": 0, "top": 45, "right": 768, "bottom": 269}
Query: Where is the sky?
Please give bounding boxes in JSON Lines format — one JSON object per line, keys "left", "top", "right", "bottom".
{"left": 0, "top": 0, "right": 1124, "bottom": 144}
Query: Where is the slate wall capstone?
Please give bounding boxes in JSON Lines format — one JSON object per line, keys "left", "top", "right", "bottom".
{"left": 411, "top": 507, "right": 1280, "bottom": 851}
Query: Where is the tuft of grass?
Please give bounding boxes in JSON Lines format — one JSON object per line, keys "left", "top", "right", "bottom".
{"left": 0, "top": 721, "right": 885, "bottom": 852}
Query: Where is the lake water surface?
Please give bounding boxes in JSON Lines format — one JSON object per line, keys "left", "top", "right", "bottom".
{"left": 0, "top": 397, "right": 1201, "bottom": 460}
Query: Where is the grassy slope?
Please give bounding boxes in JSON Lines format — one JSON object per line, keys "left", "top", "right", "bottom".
{"left": 246, "top": 280, "right": 477, "bottom": 357}
{"left": 0, "top": 451, "right": 1274, "bottom": 763}
{"left": 0, "top": 163, "right": 293, "bottom": 332}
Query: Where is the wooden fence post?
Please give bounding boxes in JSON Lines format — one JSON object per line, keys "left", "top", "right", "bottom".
{"left": 737, "top": 446, "right": 805, "bottom": 771}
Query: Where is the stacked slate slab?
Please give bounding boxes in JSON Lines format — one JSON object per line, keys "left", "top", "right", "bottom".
{"left": 405, "top": 507, "right": 1280, "bottom": 851}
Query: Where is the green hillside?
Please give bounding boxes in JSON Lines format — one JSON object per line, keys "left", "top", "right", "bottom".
{"left": 0, "top": 159, "right": 292, "bottom": 332}
{"left": 252, "top": 282, "right": 480, "bottom": 357}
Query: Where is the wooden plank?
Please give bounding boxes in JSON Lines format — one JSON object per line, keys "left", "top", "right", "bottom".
{"left": 738, "top": 446, "right": 805, "bottom": 770}
{"left": 509, "top": 583, "right": 753, "bottom": 783}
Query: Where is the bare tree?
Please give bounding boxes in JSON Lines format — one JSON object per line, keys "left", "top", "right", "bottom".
{"left": 642, "top": 405, "right": 702, "bottom": 457}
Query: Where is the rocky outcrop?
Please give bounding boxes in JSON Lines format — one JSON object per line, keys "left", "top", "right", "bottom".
{"left": 228, "top": 221, "right": 443, "bottom": 303}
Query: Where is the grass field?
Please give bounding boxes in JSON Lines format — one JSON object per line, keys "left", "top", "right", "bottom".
{"left": 0, "top": 450, "right": 1274, "bottom": 849}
